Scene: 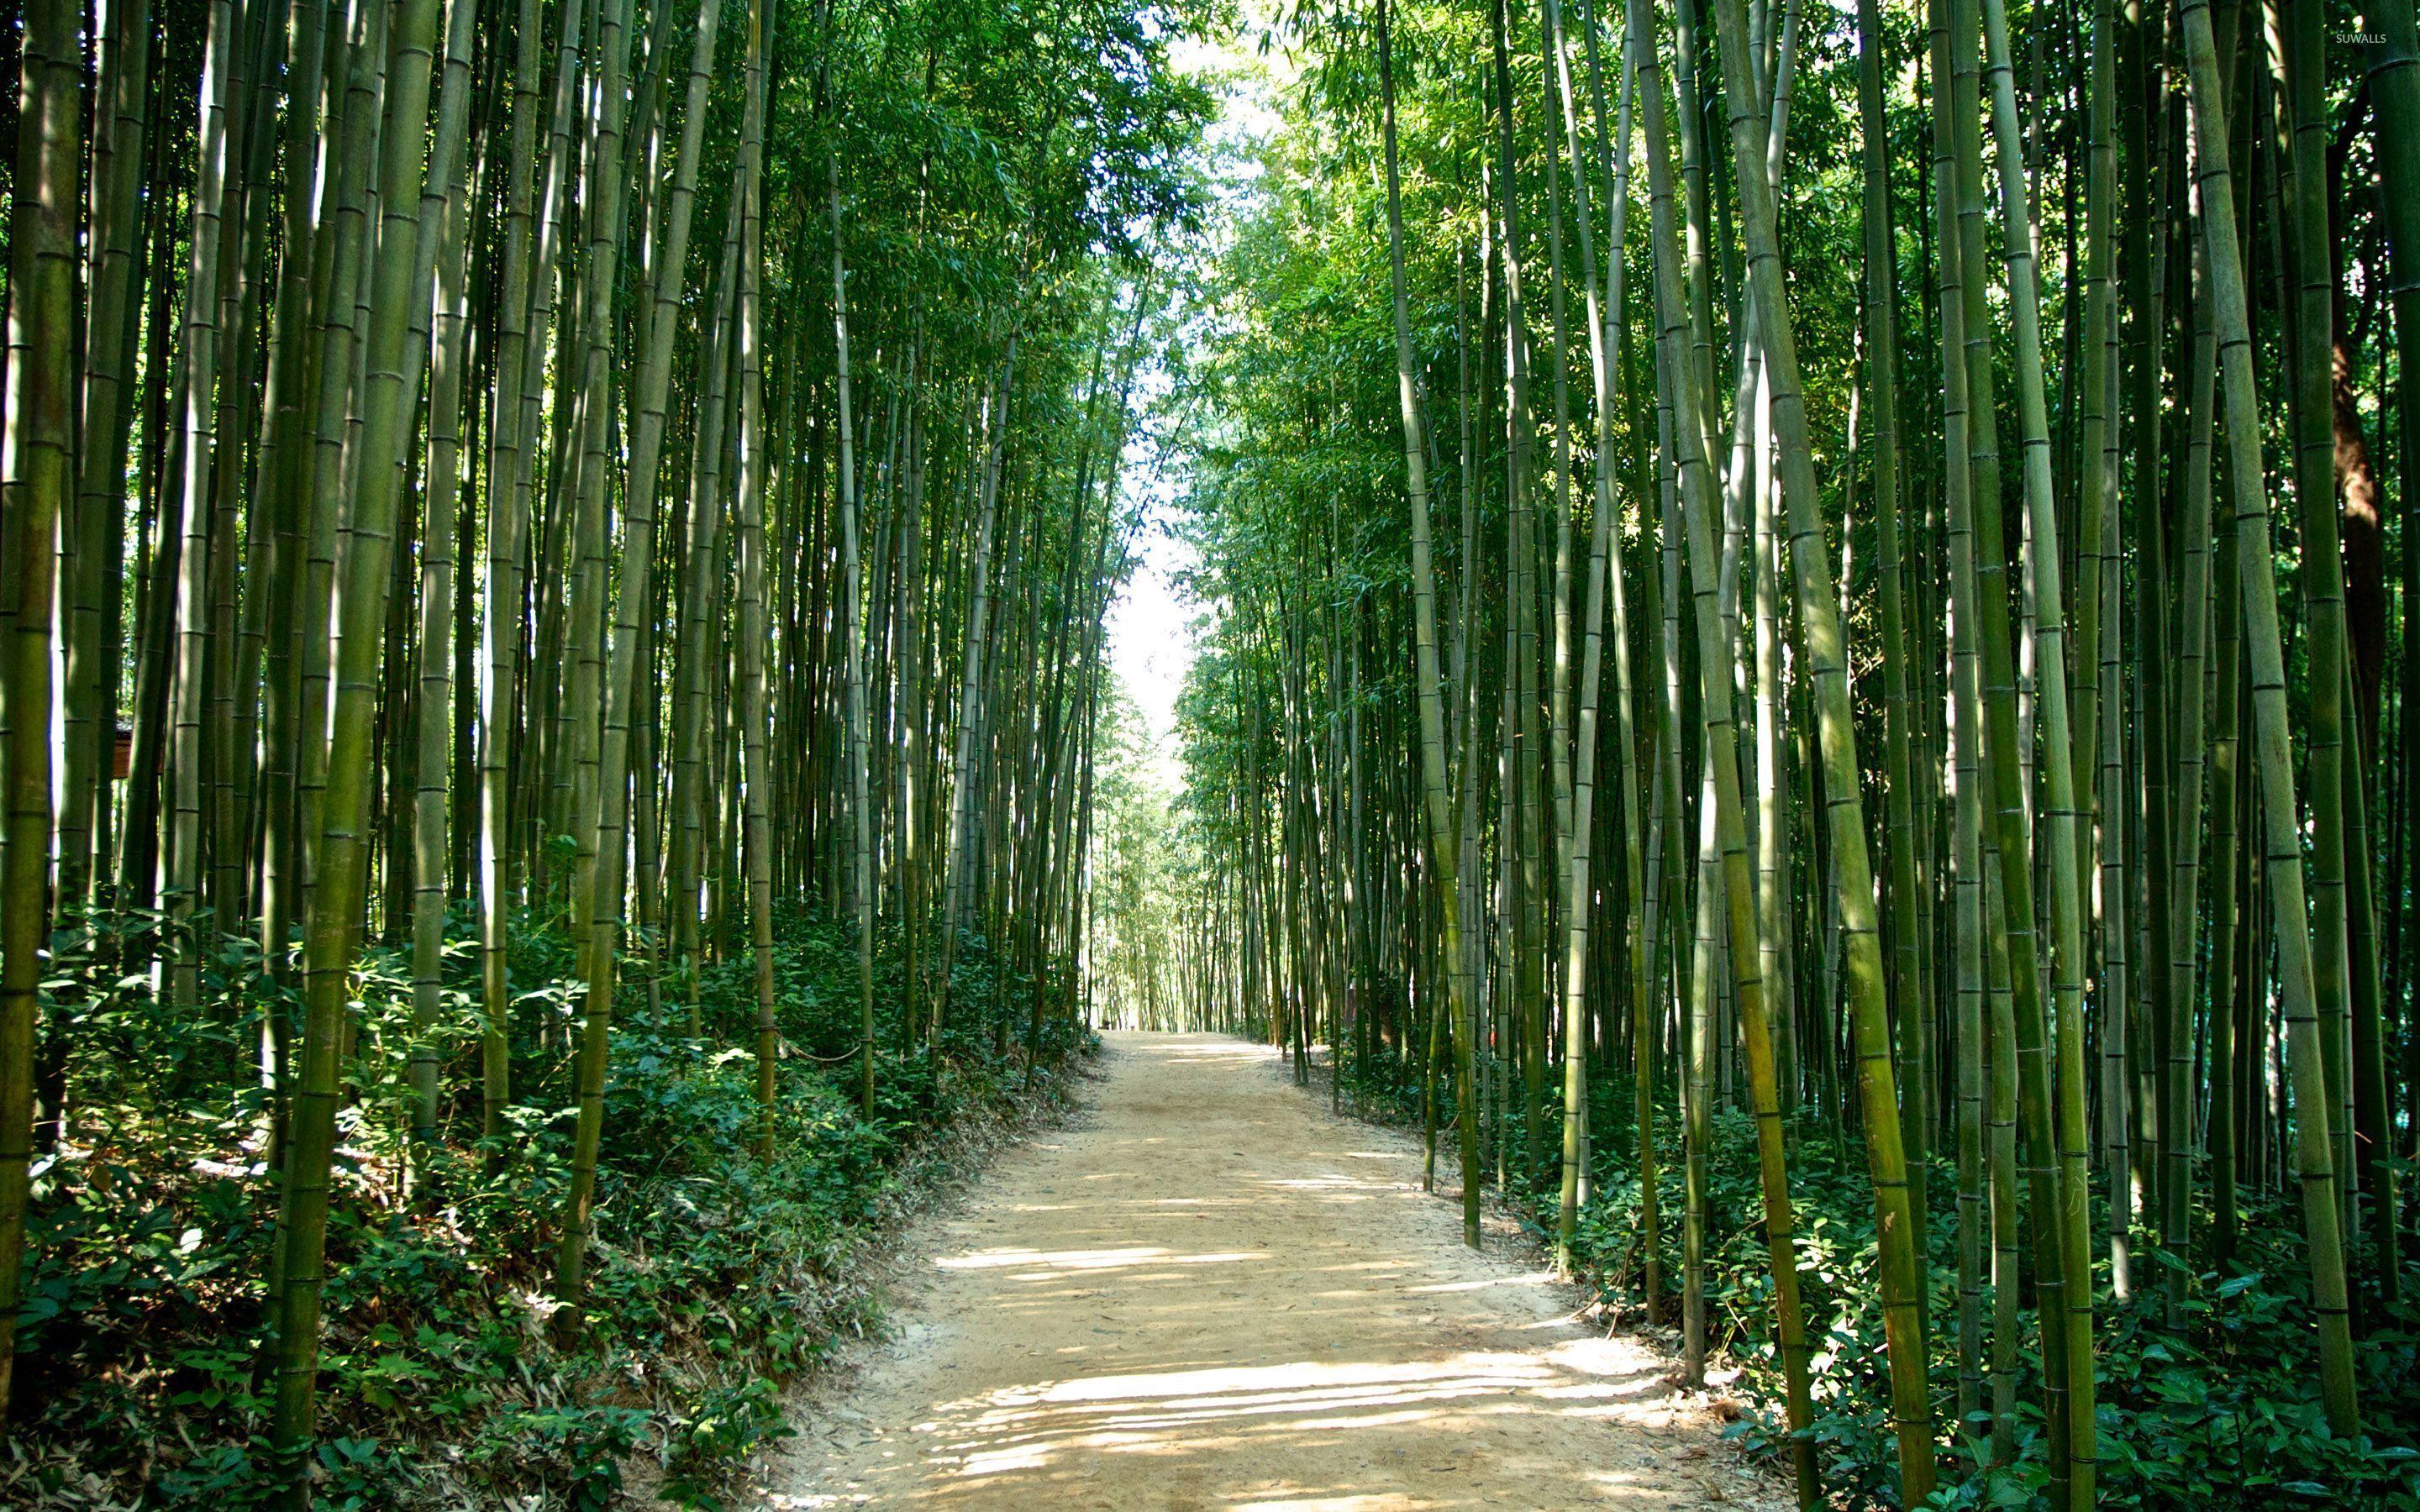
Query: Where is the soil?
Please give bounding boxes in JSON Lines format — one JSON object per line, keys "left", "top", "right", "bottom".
{"left": 754, "top": 1032, "right": 1787, "bottom": 1509}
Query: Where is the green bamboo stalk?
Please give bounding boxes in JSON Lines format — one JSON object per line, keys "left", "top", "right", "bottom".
{"left": 670, "top": 193, "right": 744, "bottom": 1032}
{"left": 1705, "top": 0, "right": 1939, "bottom": 1489}
{"left": 2282, "top": 0, "right": 2358, "bottom": 1268}
{"left": 558, "top": 0, "right": 724, "bottom": 1304}
{"left": 823, "top": 15, "right": 878, "bottom": 1119}
{"left": 2160, "top": 217, "right": 2219, "bottom": 1316}
{"left": 1976, "top": 0, "right": 2101, "bottom": 1478}
{"left": 1577, "top": 0, "right": 1662, "bottom": 1318}
{"left": 2206, "top": 444, "right": 2245, "bottom": 1268}
{"left": 2101, "top": 486, "right": 2134, "bottom": 1301}
{"left": 1858, "top": 0, "right": 1928, "bottom": 1294}
{"left": 63, "top": 0, "right": 156, "bottom": 908}
{"left": 268, "top": 0, "right": 445, "bottom": 1481}
{"left": 1545, "top": 0, "right": 1634, "bottom": 1273}
{"left": 2370, "top": 0, "right": 2420, "bottom": 1214}
{"left": 2071, "top": 0, "right": 2118, "bottom": 1319}
{"left": 1376, "top": 0, "right": 1481, "bottom": 1249}
{"left": 1933, "top": 0, "right": 1992, "bottom": 1446}
{"left": 2343, "top": 629, "right": 2395, "bottom": 1305}
{"left": 736, "top": 0, "right": 777, "bottom": 1157}
{"left": 1543, "top": 4, "right": 1583, "bottom": 914}
{"left": 563, "top": 0, "right": 639, "bottom": 958}
{"left": 250, "top": 0, "right": 329, "bottom": 1023}
{"left": 1683, "top": 757, "right": 1717, "bottom": 1387}
{"left": 0, "top": 0, "right": 83, "bottom": 1420}
{"left": 552, "top": 0, "right": 644, "bottom": 1314}
{"left": 2071, "top": 0, "right": 2116, "bottom": 909}
{"left": 1947, "top": 0, "right": 2071, "bottom": 1473}
{"left": 1490, "top": 0, "right": 1549, "bottom": 1184}
{"left": 292, "top": 0, "right": 393, "bottom": 953}
{"left": 1636, "top": 0, "right": 1818, "bottom": 1494}
{"left": 475, "top": 0, "right": 555, "bottom": 1140}
{"left": 2175, "top": 0, "right": 2360, "bottom": 1432}
{"left": 2085, "top": 0, "right": 2135, "bottom": 1311}
{"left": 408, "top": 0, "right": 481, "bottom": 1163}
{"left": 497, "top": 0, "right": 594, "bottom": 923}
{"left": 167, "top": 0, "right": 239, "bottom": 1011}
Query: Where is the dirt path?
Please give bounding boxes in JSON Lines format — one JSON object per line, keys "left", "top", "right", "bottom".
{"left": 758, "top": 1032, "right": 1781, "bottom": 1510}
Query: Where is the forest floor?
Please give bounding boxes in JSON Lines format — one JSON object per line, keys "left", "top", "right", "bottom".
{"left": 751, "top": 1032, "right": 1784, "bottom": 1509}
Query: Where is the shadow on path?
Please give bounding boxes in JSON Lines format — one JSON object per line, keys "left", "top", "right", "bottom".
{"left": 760, "top": 1032, "right": 1777, "bottom": 1510}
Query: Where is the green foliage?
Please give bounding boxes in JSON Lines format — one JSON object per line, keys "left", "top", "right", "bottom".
{"left": 1090, "top": 677, "right": 1204, "bottom": 1029}
{"left": 1540, "top": 1089, "right": 2420, "bottom": 1509}
{"left": 1334, "top": 1034, "right": 1434, "bottom": 1126}
{"left": 1321, "top": 1052, "right": 2420, "bottom": 1508}
{"left": 8, "top": 901, "right": 1085, "bottom": 1509}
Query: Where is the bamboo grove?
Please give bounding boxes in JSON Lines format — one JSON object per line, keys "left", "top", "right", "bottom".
{"left": 0, "top": 0, "right": 1209, "bottom": 1494}
{"left": 1144, "top": 0, "right": 2420, "bottom": 1503}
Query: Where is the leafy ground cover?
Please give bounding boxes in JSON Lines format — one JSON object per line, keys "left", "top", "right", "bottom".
{"left": 1334, "top": 1051, "right": 2420, "bottom": 1509}
{"left": 8, "top": 906, "right": 1086, "bottom": 1509}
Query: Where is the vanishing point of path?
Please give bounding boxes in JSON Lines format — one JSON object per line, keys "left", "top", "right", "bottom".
{"left": 760, "top": 1033, "right": 1785, "bottom": 1509}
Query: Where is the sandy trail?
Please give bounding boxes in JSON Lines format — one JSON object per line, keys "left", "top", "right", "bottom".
{"left": 760, "top": 1032, "right": 1781, "bottom": 1509}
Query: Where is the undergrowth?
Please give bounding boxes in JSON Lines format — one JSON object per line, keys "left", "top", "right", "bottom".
{"left": 9, "top": 900, "right": 1088, "bottom": 1509}
{"left": 1334, "top": 1047, "right": 2420, "bottom": 1509}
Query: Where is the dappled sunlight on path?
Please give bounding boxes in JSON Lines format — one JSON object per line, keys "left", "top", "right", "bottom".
{"left": 759, "top": 1033, "right": 1780, "bottom": 1509}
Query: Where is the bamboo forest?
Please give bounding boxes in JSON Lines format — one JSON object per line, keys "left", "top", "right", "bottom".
{"left": 0, "top": 0, "right": 2417, "bottom": 1502}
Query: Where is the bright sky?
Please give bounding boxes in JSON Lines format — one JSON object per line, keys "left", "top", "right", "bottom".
{"left": 1103, "top": 463, "right": 1196, "bottom": 788}
{"left": 1102, "top": 16, "right": 1290, "bottom": 790}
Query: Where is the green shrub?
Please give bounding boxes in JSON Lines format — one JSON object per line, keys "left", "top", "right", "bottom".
{"left": 8, "top": 904, "right": 1087, "bottom": 1509}
{"left": 1332, "top": 1049, "right": 2420, "bottom": 1509}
